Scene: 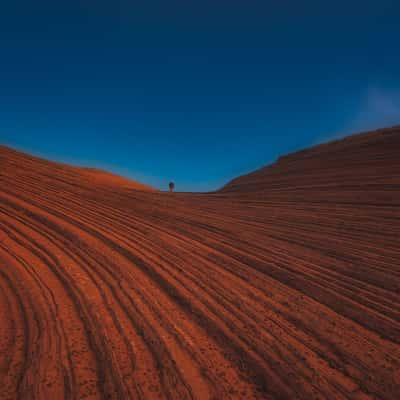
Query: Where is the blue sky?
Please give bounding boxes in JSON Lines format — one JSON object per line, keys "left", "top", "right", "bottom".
{"left": 0, "top": 1, "right": 399, "bottom": 191}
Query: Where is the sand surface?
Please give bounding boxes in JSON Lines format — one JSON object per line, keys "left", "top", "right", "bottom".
{"left": 0, "top": 127, "right": 399, "bottom": 399}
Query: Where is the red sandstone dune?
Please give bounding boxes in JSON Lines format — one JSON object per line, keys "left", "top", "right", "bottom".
{"left": 0, "top": 127, "right": 399, "bottom": 400}
{"left": 78, "top": 168, "right": 155, "bottom": 192}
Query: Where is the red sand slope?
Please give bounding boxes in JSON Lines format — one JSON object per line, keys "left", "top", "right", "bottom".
{"left": 0, "top": 127, "right": 399, "bottom": 400}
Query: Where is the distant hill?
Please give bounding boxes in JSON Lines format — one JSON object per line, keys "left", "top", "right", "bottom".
{"left": 221, "top": 125, "right": 400, "bottom": 204}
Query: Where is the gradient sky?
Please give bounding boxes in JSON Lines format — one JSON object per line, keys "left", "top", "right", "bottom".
{"left": 1, "top": 1, "right": 399, "bottom": 191}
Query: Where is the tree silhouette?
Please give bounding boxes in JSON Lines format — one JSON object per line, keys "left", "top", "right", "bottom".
{"left": 169, "top": 182, "right": 175, "bottom": 192}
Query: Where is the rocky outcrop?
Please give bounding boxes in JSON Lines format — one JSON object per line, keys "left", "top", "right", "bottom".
{"left": 0, "top": 127, "right": 399, "bottom": 399}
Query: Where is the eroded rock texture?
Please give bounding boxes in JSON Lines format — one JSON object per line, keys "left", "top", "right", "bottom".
{"left": 0, "top": 127, "right": 399, "bottom": 399}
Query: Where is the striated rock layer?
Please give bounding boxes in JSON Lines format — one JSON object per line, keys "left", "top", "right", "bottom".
{"left": 0, "top": 127, "right": 399, "bottom": 400}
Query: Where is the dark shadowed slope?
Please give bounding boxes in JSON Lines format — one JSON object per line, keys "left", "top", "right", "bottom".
{"left": 222, "top": 126, "right": 400, "bottom": 204}
{"left": 0, "top": 127, "right": 399, "bottom": 400}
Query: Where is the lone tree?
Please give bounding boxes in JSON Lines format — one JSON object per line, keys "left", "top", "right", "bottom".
{"left": 169, "top": 182, "right": 175, "bottom": 192}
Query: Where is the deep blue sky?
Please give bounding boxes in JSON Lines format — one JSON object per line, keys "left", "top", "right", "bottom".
{"left": 1, "top": 1, "right": 399, "bottom": 191}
